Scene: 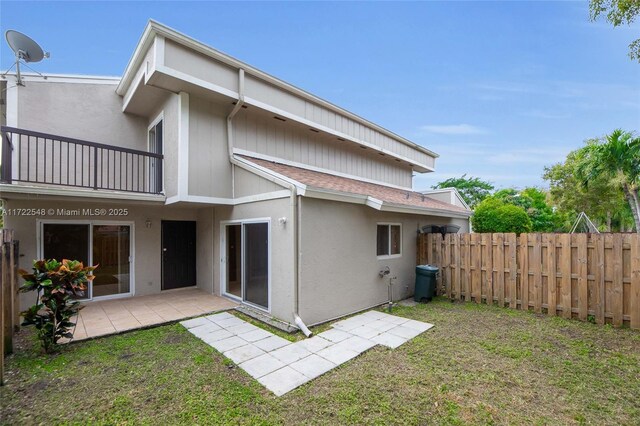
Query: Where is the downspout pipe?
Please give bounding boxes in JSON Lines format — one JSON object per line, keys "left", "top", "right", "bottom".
{"left": 226, "top": 69, "right": 310, "bottom": 337}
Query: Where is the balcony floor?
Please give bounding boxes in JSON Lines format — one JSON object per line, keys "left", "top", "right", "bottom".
{"left": 71, "top": 288, "right": 238, "bottom": 341}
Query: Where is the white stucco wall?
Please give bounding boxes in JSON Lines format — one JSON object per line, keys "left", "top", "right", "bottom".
{"left": 298, "top": 197, "right": 469, "bottom": 325}
{"left": 4, "top": 198, "right": 204, "bottom": 311}
{"left": 213, "top": 196, "right": 295, "bottom": 322}
{"left": 196, "top": 207, "right": 215, "bottom": 294}
{"left": 16, "top": 81, "right": 147, "bottom": 150}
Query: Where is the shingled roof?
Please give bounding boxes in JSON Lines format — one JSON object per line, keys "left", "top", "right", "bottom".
{"left": 239, "top": 156, "right": 471, "bottom": 216}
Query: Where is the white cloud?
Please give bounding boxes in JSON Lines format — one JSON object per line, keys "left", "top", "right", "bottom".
{"left": 420, "top": 124, "right": 488, "bottom": 135}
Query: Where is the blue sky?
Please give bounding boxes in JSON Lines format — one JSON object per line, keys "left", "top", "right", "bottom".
{"left": 1, "top": 1, "right": 638, "bottom": 190}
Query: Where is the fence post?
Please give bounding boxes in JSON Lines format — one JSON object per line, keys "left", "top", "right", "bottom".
{"left": 434, "top": 233, "right": 442, "bottom": 294}
{"left": 560, "top": 234, "right": 572, "bottom": 319}
{"left": 483, "top": 233, "right": 493, "bottom": 305}
{"left": 593, "top": 234, "right": 605, "bottom": 325}
{"left": 612, "top": 234, "right": 623, "bottom": 326}
{"left": 530, "top": 234, "right": 541, "bottom": 313}
{"left": 519, "top": 234, "right": 529, "bottom": 311}
{"left": 454, "top": 234, "right": 461, "bottom": 300}
{"left": 575, "top": 233, "right": 588, "bottom": 321}
{"left": 464, "top": 234, "right": 471, "bottom": 301}
{"left": 12, "top": 240, "right": 19, "bottom": 331}
{"left": 444, "top": 234, "right": 452, "bottom": 298}
{"left": 472, "top": 233, "right": 482, "bottom": 303}
{"left": 495, "top": 233, "right": 505, "bottom": 307}
{"left": 630, "top": 233, "right": 640, "bottom": 330}
{"left": 2, "top": 233, "right": 12, "bottom": 355}
{"left": 546, "top": 234, "right": 557, "bottom": 317}
{"left": 507, "top": 233, "right": 517, "bottom": 308}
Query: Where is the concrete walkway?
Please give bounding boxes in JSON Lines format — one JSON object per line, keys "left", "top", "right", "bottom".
{"left": 182, "top": 310, "right": 434, "bottom": 396}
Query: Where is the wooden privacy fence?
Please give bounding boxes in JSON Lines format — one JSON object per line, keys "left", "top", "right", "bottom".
{"left": 0, "top": 229, "right": 19, "bottom": 385}
{"left": 417, "top": 233, "right": 640, "bottom": 330}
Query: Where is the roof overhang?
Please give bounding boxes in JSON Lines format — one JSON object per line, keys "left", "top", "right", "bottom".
{"left": 117, "top": 20, "right": 439, "bottom": 160}
{"left": 234, "top": 156, "right": 472, "bottom": 219}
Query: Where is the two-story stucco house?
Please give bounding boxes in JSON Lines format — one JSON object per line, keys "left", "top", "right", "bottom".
{"left": 0, "top": 21, "right": 471, "bottom": 326}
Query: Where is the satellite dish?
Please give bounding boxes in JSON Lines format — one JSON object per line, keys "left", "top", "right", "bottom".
{"left": 6, "top": 30, "right": 47, "bottom": 62}
{"left": 2, "top": 30, "right": 49, "bottom": 86}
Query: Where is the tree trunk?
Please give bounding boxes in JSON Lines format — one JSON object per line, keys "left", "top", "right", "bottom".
{"left": 632, "top": 188, "right": 640, "bottom": 233}
{"left": 622, "top": 184, "right": 640, "bottom": 233}
{"left": 606, "top": 211, "right": 612, "bottom": 232}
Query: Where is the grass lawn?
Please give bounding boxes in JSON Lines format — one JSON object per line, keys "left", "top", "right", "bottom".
{"left": 2, "top": 299, "right": 639, "bottom": 425}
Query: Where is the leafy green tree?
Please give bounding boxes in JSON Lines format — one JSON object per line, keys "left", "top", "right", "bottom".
{"left": 590, "top": 0, "right": 640, "bottom": 62}
{"left": 493, "top": 188, "right": 565, "bottom": 232}
{"left": 576, "top": 129, "right": 640, "bottom": 232}
{"left": 432, "top": 174, "right": 494, "bottom": 208}
{"left": 471, "top": 197, "right": 532, "bottom": 234}
{"left": 544, "top": 145, "right": 634, "bottom": 232}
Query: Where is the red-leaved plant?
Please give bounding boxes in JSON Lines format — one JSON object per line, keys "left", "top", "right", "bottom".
{"left": 19, "top": 259, "right": 97, "bottom": 352}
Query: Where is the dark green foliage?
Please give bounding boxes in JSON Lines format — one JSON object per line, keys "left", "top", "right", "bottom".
{"left": 575, "top": 129, "right": 640, "bottom": 232}
{"left": 471, "top": 197, "right": 532, "bottom": 233}
{"left": 432, "top": 174, "right": 494, "bottom": 208}
{"left": 590, "top": 0, "right": 640, "bottom": 61}
{"left": 544, "top": 141, "right": 635, "bottom": 232}
{"left": 19, "top": 259, "right": 97, "bottom": 352}
{"left": 495, "top": 187, "right": 566, "bottom": 232}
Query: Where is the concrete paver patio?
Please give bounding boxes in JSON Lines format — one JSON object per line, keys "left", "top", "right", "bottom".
{"left": 182, "top": 310, "right": 434, "bottom": 396}
{"left": 72, "top": 288, "right": 238, "bottom": 341}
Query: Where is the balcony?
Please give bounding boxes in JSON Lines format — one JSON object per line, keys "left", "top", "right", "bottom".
{"left": 1, "top": 126, "right": 163, "bottom": 195}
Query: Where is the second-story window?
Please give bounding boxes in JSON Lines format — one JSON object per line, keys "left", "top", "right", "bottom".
{"left": 148, "top": 118, "right": 163, "bottom": 193}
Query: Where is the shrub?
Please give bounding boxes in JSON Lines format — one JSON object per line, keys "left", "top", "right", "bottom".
{"left": 472, "top": 197, "right": 532, "bottom": 234}
{"left": 19, "top": 259, "right": 96, "bottom": 352}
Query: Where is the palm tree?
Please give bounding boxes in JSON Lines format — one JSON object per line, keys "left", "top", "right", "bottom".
{"left": 577, "top": 129, "right": 640, "bottom": 233}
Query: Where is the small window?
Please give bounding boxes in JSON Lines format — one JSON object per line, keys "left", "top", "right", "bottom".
{"left": 377, "top": 224, "right": 401, "bottom": 257}
{"left": 148, "top": 119, "right": 163, "bottom": 193}
{"left": 149, "top": 119, "right": 163, "bottom": 155}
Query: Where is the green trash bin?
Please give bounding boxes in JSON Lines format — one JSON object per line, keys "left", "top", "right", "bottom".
{"left": 415, "top": 265, "right": 438, "bottom": 303}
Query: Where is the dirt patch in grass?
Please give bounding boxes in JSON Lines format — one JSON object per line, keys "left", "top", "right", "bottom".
{"left": 163, "top": 332, "right": 190, "bottom": 345}
{"left": 1, "top": 299, "right": 638, "bottom": 425}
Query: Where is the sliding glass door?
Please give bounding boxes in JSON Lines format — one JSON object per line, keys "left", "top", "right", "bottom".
{"left": 42, "top": 223, "right": 91, "bottom": 299}
{"left": 92, "top": 225, "right": 131, "bottom": 297}
{"left": 41, "top": 222, "right": 132, "bottom": 300}
{"left": 225, "top": 225, "right": 242, "bottom": 298}
{"left": 223, "top": 221, "right": 269, "bottom": 310}
{"left": 243, "top": 223, "right": 269, "bottom": 308}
